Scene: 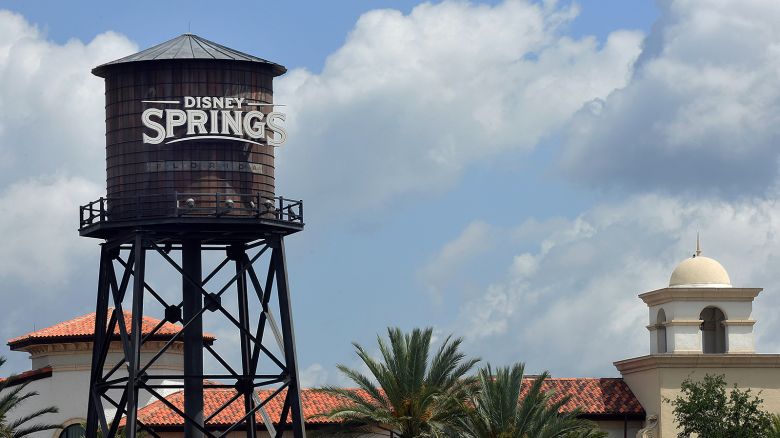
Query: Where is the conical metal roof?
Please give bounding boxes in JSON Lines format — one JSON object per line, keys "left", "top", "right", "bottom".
{"left": 92, "top": 33, "right": 286, "bottom": 77}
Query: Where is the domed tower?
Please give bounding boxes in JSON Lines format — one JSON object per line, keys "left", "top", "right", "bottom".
{"left": 644, "top": 238, "right": 760, "bottom": 355}
{"left": 614, "top": 238, "right": 780, "bottom": 438}
{"left": 80, "top": 35, "right": 306, "bottom": 438}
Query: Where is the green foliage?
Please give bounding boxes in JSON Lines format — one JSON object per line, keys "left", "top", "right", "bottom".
{"left": 80, "top": 422, "right": 146, "bottom": 438}
{"left": 459, "top": 363, "right": 606, "bottom": 438}
{"left": 0, "top": 356, "right": 61, "bottom": 438}
{"left": 768, "top": 414, "right": 780, "bottom": 438}
{"left": 315, "top": 327, "right": 479, "bottom": 437}
{"left": 667, "top": 374, "right": 772, "bottom": 438}
{"left": 316, "top": 328, "right": 609, "bottom": 438}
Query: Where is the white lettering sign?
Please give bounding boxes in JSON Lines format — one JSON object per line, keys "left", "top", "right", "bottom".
{"left": 141, "top": 96, "right": 287, "bottom": 147}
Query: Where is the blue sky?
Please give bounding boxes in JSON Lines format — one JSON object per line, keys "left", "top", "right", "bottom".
{"left": 5, "top": 1, "right": 657, "bottom": 69}
{"left": 2, "top": 0, "right": 780, "bottom": 386}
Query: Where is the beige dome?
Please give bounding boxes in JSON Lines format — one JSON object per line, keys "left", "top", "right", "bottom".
{"left": 669, "top": 255, "right": 731, "bottom": 288}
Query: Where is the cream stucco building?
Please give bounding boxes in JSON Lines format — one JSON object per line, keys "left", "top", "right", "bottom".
{"left": 615, "top": 241, "right": 780, "bottom": 437}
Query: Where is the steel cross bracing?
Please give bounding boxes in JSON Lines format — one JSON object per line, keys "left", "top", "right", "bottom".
{"left": 85, "top": 232, "right": 306, "bottom": 438}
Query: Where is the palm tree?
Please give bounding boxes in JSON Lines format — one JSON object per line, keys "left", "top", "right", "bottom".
{"left": 0, "top": 356, "right": 60, "bottom": 438}
{"left": 459, "top": 363, "right": 606, "bottom": 438}
{"left": 315, "top": 327, "right": 479, "bottom": 437}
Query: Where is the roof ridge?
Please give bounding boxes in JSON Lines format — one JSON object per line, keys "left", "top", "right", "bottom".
{"left": 170, "top": 37, "right": 189, "bottom": 60}
{"left": 195, "top": 35, "right": 235, "bottom": 60}
{"left": 191, "top": 36, "right": 216, "bottom": 60}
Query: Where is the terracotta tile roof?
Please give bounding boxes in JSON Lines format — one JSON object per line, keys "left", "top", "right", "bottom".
{"left": 532, "top": 378, "right": 645, "bottom": 417}
{"left": 0, "top": 366, "right": 53, "bottom": 387}
{"left": 7, "top": 310, "right": 216, "bottom": 350}
{"left": 132, "top": 378, "right": 643, "bottom": 429}
{"left": 132, "top": 387, "right": 351, "bottom": 428}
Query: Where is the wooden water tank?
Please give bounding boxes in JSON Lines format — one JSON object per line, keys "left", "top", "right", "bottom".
{"left": 92, "top": 34, "right": 286, "bottom": 220}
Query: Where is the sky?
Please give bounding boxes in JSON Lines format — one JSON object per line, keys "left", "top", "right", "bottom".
{"left": 1, "top": 0, "right": 780, "bottom": 388}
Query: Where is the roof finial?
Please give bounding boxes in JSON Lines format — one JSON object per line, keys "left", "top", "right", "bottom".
{"left": 695, "top": 231, "right": 702, "bottom": 257}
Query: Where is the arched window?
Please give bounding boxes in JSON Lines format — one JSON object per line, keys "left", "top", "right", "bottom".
{"left": 700, "top": 307, "right": 726, "bottom": 353}
{"left": 656, "top": 308, "right": 667, "bottom": 353}
{"left": 59, "top": 424, "right": 85, "bottom": 438}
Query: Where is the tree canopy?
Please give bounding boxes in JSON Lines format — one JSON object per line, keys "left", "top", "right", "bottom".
{"left": 667, "top": 374, "right": 772, "bottom": 438}
{"left": 316, "top": 327, "right": 608, "bottom": 438}
{"left": 458, "top": 363, "right": 606, "bottom": 438}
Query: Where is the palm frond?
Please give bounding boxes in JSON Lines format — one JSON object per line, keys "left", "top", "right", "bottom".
{"left": 0, "top": 357, "right": 59, "bottom": 438}
{"left": 333, "top": 365, "right": 387, "bottom": 406}
{"left": 8, "top": 407, "right": 59, "bottom": 430}
{"left": 460, "top": 363, "right": 605, "bottom": 438}
{"left": 315, "top": 328, "right": 477, "bottom": 438}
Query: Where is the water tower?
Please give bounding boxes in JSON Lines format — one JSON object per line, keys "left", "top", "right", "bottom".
{"left": 81, "top": 34, "right": 306, "bottom": 437}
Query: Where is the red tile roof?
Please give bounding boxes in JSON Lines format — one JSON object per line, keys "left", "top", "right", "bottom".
{"left": 132, "top": 387, "right": 351, "bottom": 428}
{"left": 533, "top": 378, "right": 644, "bottom": 417}
{"left": 132, "top": 378, "right": 644, "bottom": 429}
{"left": 7, "top": 311, "right": 215, "bottom": 350}
{"left": 0, "top": 366, "right": 53, "bottom": 387}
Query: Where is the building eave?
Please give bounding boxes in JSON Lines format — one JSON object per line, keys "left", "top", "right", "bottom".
{"left": 638, "top": 287, "right": 762, "bottom": 306}
{"left": 615, "top": 353, "right": 780, "bottom": 374}
{"left": 579, "top": 412, "right": 646, "bottom": 422}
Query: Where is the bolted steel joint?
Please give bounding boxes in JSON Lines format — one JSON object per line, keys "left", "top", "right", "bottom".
{"left": 164, "top": 305, "right": 182, "bottom": 323}
{"left": 204, "top": 293, "right": 221, "bottom": 312}
{"left": 226, "top": 244, "right": 244, "bottom": 261}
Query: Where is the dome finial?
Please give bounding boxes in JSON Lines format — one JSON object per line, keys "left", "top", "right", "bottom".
{"left": 695, "top": 232, "right": 702, "bottom": 257}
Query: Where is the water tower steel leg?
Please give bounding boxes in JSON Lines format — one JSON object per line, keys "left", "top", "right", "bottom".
{"left": 106, "top": 242, "right": 135, "bottom": 438}
{"left": 87, "top": 244, "right": 111, "bottom": 437}
{"left": 272, "top": 237, "right": 306, "bottom": 438}
{"left": 183, "top": 239, "right": 205, "bottom": 438}
{"left": 234, "top": 244, "right": 258, "bottom": 438}
{"left": 126, "top": 235, "right": 146, "bottom": 438}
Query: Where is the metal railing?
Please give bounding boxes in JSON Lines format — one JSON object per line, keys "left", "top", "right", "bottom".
{"left": 79, "top": 192, "right": 303, "bottom": 229}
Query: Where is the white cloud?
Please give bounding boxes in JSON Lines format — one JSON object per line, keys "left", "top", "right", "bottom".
{"left": 300, "top": 363, "right": 329, "bottom": 388}
{"left": 0, "top": 175, "right": 101, "bottom": 287}
{"left": 0, "top": 10, "right": 137, "bottom": 293}
{"left": 274, "top": 0, "right": 642, "bottom": 219}
{"left": 428, "top": 193, "right": 780, "bottom": 376}
{"left": 559, "top": 0, "right": 780, "bottom": 196}
{"left": 419, "top": 221, "right": 495, "bottom": 303}
{"left": 509, "top": 253, "right": 538, "bottom": 278}
{"left": 0, "top": 10, "right": 137, "bottom": 185}
{"left": 0, "top": 10, "right": 140, "bottom": 327}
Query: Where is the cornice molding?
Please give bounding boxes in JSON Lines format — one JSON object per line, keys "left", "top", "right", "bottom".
{"left": 614, "top": 354, "right": 780, "bottom": 374}
{"left": 638, "top": 287, "right": 762, "bottom": 306}
{"left": 25, "top": 341, "right": 184, "bottom": 358}
{"left": 665, "top": 319, "right": 703, "bottom": 327}
{"left": 723, "top": 319, "right": 756, "bottom": 326}
{"left": 50, "top": 363, "right": 185, "bottom": 373}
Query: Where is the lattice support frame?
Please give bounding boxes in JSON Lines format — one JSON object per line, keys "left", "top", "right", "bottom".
{"left": 85, "top": 232, "right": 306, "bottom": 438}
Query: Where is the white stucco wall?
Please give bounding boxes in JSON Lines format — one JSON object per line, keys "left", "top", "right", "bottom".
{"left": 725, "top": 322, "right": 755, "bottom": 352}
{"left": 595, "top": 420, "right": 643, "bottom": 438}
{"left": 5, "top": 342, "right": 184, "bottom": 438}
{"left": 643, "top": 288, "right": 760, "bottom": 355}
